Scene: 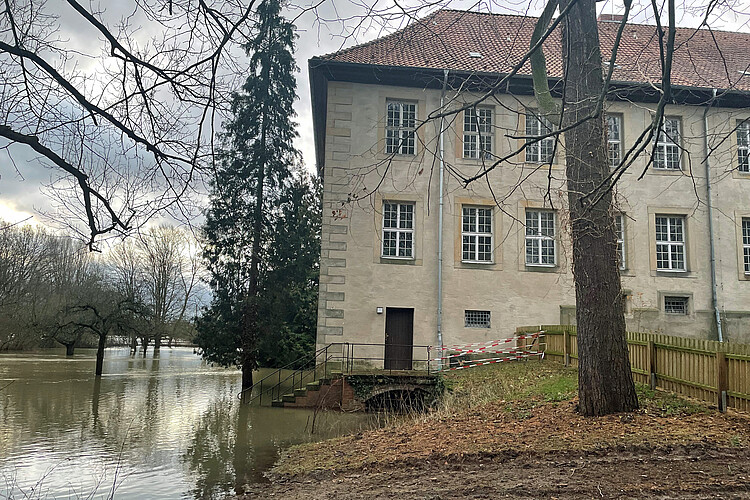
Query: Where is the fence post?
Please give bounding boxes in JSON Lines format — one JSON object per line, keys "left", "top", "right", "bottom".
{"left": 717, "top": 351, "right": 728, "bottom": 413}
{"left": 648, "top": 340, "right": 657, "bottom": 390}
{"left": 563, "top": 330, "right": 571, "bottom": 367}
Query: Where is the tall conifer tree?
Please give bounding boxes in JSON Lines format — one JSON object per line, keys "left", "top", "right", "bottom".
{"left": 197, "top": 0, "right": 300, "bottom": 392}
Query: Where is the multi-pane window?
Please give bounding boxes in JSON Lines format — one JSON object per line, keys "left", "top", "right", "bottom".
{"left": 464, "top": 107, "right": 493, "bottom": 159}
{"left": 655, "top": 215, "right": 686, "bottom": 271}
{"left": 737, "top": 120, "right": 750, "bottom": 173}
{"left": 465, "top": 310, "right": 491, "bottom": 328}
{"left": 743, "top": 217, "right": 750, "bottom": 275}
{"left": 525, "top": 111, "right": 555, "bottom": 163}
{"left": 654, "top": 117, "right": 681, "bottom": 170}
{"left": 382, "top": 202, "right": 414, "bottom": 258}
{"left": 462, "top": 206, "right": 493, "bottom": 262}
{"left": 615, "top": 214, "right": 626, "bottom": 270}
{"left": 664, "top": 296, "right": 689, "bottom": 315}
{"left": 386, "top": 101, "right": 416, "bottom": 155}
{"left": 607, "top": 114, "right": 623, "bottom": 168}
{"left": 525, "top": 210, "right": 556, "bottom": 266}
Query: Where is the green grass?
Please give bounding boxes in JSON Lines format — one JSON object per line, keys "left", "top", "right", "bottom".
{"left": 434, "top": 360, "right": 578, "bottom": 418}
{"left": 435, "top": 361, "right": 710, "bottom": 419}
{"left": 635, "top": 384, "right": 710, "bottom": 416}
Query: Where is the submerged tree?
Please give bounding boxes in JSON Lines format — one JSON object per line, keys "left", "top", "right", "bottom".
{"left": 257, "top": 172, "right": 321, "bottom": 367}
{"left": 197, "top": 0, "right": 301, "bottom": 392}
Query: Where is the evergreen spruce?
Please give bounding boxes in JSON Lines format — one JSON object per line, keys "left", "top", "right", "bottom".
{"left": 196, "top": 0, "right": 303, "bottom": 392}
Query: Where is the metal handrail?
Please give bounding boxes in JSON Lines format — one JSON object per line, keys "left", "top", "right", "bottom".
{"left": 240, "top": 342, "right": 435, "bottom": 405}
{"left": 238, "top": 343, "right": 337, "bottom": 404}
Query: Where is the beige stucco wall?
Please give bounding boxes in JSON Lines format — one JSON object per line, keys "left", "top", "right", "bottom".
{"left": 316, "top": 80, "right": 750, "bottom": 362}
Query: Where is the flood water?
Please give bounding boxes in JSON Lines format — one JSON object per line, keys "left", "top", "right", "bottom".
{"left": 0, "top": 347, "right": 379, "bottom": 499}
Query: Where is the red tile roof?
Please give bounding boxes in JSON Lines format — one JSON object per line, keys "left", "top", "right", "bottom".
{"left": 318, "top": 9, "right": 750, "bottom": 92}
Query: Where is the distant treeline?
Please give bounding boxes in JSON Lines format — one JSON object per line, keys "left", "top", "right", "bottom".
{"left": 0, "top": 223, "right": 202, "bottom": 356}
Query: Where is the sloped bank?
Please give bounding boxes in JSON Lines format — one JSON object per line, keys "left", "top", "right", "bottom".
{"left": 239, "top": 362, "right": 750, "bottom": 499}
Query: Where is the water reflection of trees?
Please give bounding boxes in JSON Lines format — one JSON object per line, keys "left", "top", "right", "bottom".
{"left": 183, "top": 400, "right": 237, "bottom": 499}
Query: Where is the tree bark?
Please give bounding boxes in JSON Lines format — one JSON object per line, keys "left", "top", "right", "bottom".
{"left": 560, "top": 0, "right": 639, "bottom": 416}
{"left": 65, "top": 343, "right": 75, "bottom": 356}
{"left": 95, "top": 333, "right": 107, "bottom": 377}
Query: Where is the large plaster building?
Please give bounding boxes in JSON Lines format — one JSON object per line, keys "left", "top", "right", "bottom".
{"left": 309, "top": 10, "right": 750, "bottom": 366}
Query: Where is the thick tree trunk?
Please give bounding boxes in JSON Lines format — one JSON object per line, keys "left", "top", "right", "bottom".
{"left": 561, "top": 0, "right": 639, "bottom": 416}
{"left": 64, "top": 342, "right": 75, "bottom": 356}
{"left": 95, "top": 333, "right": 107, "bottom": 377}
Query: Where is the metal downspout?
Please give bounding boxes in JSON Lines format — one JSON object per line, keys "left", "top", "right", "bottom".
{"left": 704, "top": 88, "right": 724, "bottom": 342}
{"left": 437, "top": 69, "right": 449, "bottom": 367}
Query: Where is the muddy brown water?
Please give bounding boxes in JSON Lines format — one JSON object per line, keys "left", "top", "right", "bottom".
{"left": 0, "top": 347, "right": 379, "bottom": 499}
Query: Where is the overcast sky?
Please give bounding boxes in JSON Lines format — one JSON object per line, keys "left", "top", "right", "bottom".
{"left": 1, "top": 0, "right": 747, "bottom": 231}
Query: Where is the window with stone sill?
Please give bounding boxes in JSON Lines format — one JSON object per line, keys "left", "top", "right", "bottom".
{"left": 386, "top": 101, "right": 416, "bottom": 155}
{"left": 382, "top": 202, "right": 414, "bottom": 258}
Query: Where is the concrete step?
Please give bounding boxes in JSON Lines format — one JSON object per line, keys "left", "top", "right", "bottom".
{"left": 306, "top": 381, "right": 321, "bottom": 391}
{"left": 282, "top": 393, "right": 296, "bottom": 403}
{"left": 294, "top": 388, "right": 307, "bottom": 397}
{"left": 271, "top": 400, "right": 284, "bottom": 408}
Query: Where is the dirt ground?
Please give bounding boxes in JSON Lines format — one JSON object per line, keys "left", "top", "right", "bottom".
{"left": 238, "top": 365, "right": 750, "bottom": 499}
{"left": 242, "top": 445, "right": 750, "bottom": 499}
{"left": 239, "top": 396, "right": 750, "bottom": 499}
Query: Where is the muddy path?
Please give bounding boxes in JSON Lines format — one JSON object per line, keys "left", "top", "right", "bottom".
{"left": 242, "top": 446, "right": 750, "bottom": 499}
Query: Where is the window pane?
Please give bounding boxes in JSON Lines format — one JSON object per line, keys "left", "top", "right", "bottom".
{"left": 402, "top": 103, "right": 416, "bottom": 128}
{"left": 478, "top": 208, "right": 492, "bottom": 233}
{"left": 383, "top": 231, "right": 396, "bottom": 256}
{"left": 672, "top": 244, "right": 685, "bottom": 270}
{"left": 387, "top": 102, "right": 400, "bottom": 127}
{"left": 399, "top": 232, "right": 412, "bottom": 257}
{"left": 383, "top": 203, "right": 397, "bottom": 228}
{"left": 655, "top": 217, "right": 668, "bottom": 242}
{"left": 462, "top": 235, "right": 474, "bottom": 261}
{"left": 462, "top": 207, "right": 474, "bottom": 232}
{"left": 464, "top": 135, "right": 477, "bottom": 158}
{"left": 540, "top": 212, "right": 555, "bottom": 237}
{"left": 607, "top": 115, "right": 621, "bottom": 141}
{"left": 399, "top": 204, "right": 413, "bottom": 229}
{"left": 669, "top": 217, "right": 683, "bottom": 242}
{"left": 477, "top": 236, "right": 492, "bottom": 261}
{"left": 656, "top": 243, "right": 669, "bottom": 269}
{"left": 526, "top": 238, "right": 539, "bottom": 264}
{"left": 541, "top": 239, "right": 555, "bottom": 264}
{"left": 743, "top": 218, "right": 750, "bottom": 245}
{"left": 526, "top": 211, "right": 538, "bottom": 236}
{"left": 464, "top": 108, "right": 477, "bottom": 132}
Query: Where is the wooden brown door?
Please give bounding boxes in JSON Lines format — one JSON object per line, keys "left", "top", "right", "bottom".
{"left": 385, "top": 308, "right": 414, "bottom": 370}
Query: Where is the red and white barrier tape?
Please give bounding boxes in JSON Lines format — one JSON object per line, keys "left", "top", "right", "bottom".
{"left": 430, "top": 347, "right": 542, "bottom": 362}
{"left": 430, "top": 332, "right": 542, "bottom": 353}
{"left": 439, "top": 352, "right": 544, "bottom": 371}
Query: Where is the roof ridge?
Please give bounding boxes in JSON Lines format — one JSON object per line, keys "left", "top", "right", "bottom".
{"left": 315, "top": 8, "right": 750, "bottom": 62}
{"left": 313, "top": 9, "right": 445, "bottom": 61}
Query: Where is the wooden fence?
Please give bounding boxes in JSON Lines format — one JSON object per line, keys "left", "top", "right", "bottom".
{"left": 517, "top": 324, "right": 750, "bottom": 412}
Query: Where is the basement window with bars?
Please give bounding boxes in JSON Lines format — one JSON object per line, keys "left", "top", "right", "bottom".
{"left": 664, "top": 296, "right": 689, "bottom": 315}
{"left": 465, "top": 310, "right": 491, "bottom": 328}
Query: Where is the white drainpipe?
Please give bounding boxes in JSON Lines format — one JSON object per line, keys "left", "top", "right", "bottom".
{"left": 437, "top": 69, "right": 449, "bottom": 368}
{"left": 704, "top": 88, "right": 723, "bottom": 342}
